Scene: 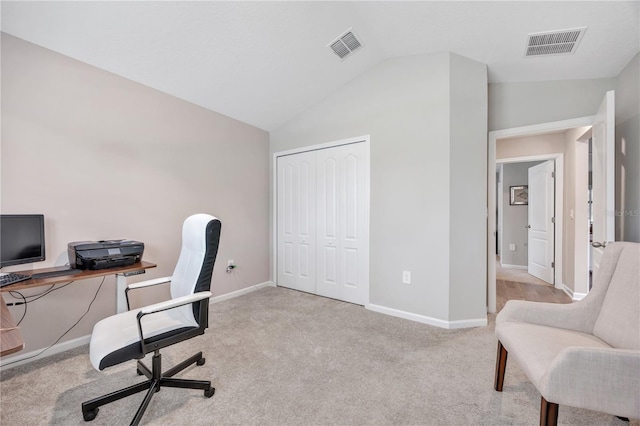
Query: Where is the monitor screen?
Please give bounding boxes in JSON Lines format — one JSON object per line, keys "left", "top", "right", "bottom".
{"left": 0, "top": 214, "right": 46, "bottom": 268}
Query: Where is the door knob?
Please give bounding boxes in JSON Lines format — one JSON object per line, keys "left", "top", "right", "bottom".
{"left": 591, "top": 241, "right": 607, "bottom": 248}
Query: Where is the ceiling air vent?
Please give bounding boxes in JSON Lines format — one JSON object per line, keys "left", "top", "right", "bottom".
{"left": 328, "top": 29, "right": 363, "bottom": 60}
{"left": 525, "top": 27, "right": 587, "bottom": 57}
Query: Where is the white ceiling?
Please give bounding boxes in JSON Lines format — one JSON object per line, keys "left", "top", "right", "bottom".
{"left": 2, "top": 1, "right": 638, "bottom": 131}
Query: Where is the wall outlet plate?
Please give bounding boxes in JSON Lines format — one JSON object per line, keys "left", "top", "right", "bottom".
{"left": 402, "top": 270, "right": 411, "bottom": 284}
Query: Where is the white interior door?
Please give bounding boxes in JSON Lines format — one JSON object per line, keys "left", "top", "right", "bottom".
{"left": 276, "top": 152, "right": 316, "bottom": 293}
{"left": 528, "top": 160, "right": 555, "bottom": 284}
{"left": 316, "top": 143, "right": 368, "bottom": 305}
{"left": 590, "top": 91, "right": 616, "bottom": 274}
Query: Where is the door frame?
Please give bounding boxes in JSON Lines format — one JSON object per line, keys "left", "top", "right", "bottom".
{"left": 272, "top": 135, "right": 371, "bottom": 304}
{"left": 498, "top": 154, "right": 563, "bottom": 284}
{"left": 488, "top": 117, "right": 594, "bottom": 313}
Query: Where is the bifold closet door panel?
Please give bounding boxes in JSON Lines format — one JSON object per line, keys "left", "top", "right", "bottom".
{"left": 316, "top": 143, "right": 367, "bottom": 305}
{"left": 276, "top": 151, "right": 317, "bottom": 294}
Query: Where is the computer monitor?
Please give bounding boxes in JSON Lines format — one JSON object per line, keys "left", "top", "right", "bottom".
{"left": 0, "top": 214, "right": 46, "bottom": 268}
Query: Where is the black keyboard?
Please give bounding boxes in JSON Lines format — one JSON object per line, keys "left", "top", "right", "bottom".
{"left": 31, "top": 268, "right": 82, "bottom": 279}
{"left": 0, "top": 272, "right": 31, "bottom": 288}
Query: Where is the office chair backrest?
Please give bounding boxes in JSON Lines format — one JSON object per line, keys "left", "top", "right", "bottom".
{"left": 170, "top": 214, "right": 222, "bottom": 324}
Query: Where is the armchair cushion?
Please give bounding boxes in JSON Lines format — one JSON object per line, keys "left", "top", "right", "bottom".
{"left": 495, "top": 322, "right": 611, "bottom": 387}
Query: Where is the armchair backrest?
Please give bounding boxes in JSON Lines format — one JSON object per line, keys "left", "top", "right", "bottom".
{"left": 591, "top": 242, "right": 640, "bottom": 350}
{"left": 170, "top": 214, "right": 222, "bottom": 325}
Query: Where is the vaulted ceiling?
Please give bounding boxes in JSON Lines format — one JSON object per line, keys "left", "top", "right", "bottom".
{"left": 2, "top": 1, "right": 638, "bottom": 131}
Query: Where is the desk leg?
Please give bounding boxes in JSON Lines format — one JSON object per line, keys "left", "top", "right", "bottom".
{"left": 116, "top": 274, "right": 128, "bottom": 313}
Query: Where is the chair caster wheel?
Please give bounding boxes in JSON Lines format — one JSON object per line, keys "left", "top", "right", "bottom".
{"left": 83, "top": 408, "right": 99, "bottom": 421}
{"left": 196, "top": 358, "right": 206, "bottom": 366}
{"left": 204, "top": 387, "right": 215, "bottom": 398}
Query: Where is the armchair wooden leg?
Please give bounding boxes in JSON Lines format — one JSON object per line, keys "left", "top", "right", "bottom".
{"left": 540, "top": 397, "right": 559, "bottom": 426}
{"left": 494, "top": 341, "right": 508, "bottom": 391}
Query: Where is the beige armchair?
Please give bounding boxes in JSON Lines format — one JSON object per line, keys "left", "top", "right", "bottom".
{"left": 494, "top": 242, "right": 640, "bottom": 425}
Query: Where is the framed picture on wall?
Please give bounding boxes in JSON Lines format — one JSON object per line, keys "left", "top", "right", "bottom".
{"left": 510, "top": 185, "right": 528, "bottom": 205}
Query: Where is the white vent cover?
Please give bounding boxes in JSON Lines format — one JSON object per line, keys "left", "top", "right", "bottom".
{"left": 525, "top": 27, "right": 587, "bottom": 57}
{"left": 328, "top": 29, "right": 362, "bottom": 60}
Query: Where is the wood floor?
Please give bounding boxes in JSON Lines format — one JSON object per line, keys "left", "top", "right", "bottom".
{"left": 496, "top": 279, "right": 572, "bottom": 312}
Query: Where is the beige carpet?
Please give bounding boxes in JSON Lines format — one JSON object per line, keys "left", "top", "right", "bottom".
{"left": 1, "top": 287, "right": 635, "bottom": 425}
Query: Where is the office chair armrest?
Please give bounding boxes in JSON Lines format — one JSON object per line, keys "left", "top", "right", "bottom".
{"left": 135, "top": 291, "right": 212, "bottom": 349}
{"left": 139, "top": 291, "right": 212, "bottom": 316}
{"left": 127, "top": 276, "right": 173, "bottom": 290}
{"left": 124, "top": 276, "right": 173, "bottom": 310}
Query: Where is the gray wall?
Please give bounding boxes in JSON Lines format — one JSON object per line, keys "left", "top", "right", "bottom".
{"left": 500, "top": 161, "right": 543, "bottom": 267}
{"left": 489, "top": 78, "right": 616, "bottom": 131}
{"left": 271, "top": 52, "right": 487, "bottom": 324}
{"left": 615, "top": 53, "right": 640, "bottom": 242}
{"left": 1, "top": 34, "right": 270, "bottom": 354}
{"left": 448, "top": 53, "right": 488, "bottom": 321}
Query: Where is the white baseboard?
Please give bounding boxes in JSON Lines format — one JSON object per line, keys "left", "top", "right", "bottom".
{"left": 572, "top": 292, "right": 587, "bottom": 301}
{"left": 0, "top": 281, "right": 276, "bottom": 370}
{"left": 562, "top": 284, "right": 573, "bottom": 299}
{"left": 0, "top": 334, "right": 91, "bottom": 370}
{"left": 561, "top": 284, "right": 587, "bottom": 301}
{"left": 500, "top": 263, "right": 528, "bottom": 270}
{"left": 208, "top": 281, "right": 275, "bottom": 305}
{"left": 366, "top": 303, "right": 487, "bottom": 329}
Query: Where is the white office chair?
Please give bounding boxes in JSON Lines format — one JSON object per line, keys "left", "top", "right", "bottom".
{"left": 82, "top": 214, "right": 222, "bottom": 425}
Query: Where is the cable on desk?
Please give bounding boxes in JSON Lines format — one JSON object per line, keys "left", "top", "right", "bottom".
{"left": 7, "top": 282, "right": 74, "bottom": 325}
{"left": 1, "top": 276, "right": 106, "bottom": 367}
{"left": 11, "top": 292, "right": 27, "bottom": 326}
{"left": 8, "top": 284, "right": 55, "bottom": 301}
{"left": 10, "top": 281, "right": 73, "bottom": 304}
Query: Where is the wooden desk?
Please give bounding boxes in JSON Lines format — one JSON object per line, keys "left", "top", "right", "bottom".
{"left": 1, "top": 294, "right": 24, "bottom": 357}
{"left": 0, "top": 261, "right": 156, "bottom": 357}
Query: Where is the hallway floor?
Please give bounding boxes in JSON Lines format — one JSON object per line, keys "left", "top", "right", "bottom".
{"left": 496, "top": 256, "right": 571, "bottom": 312}
{"left": 496, "top": 256, "right": 551, "bottom": 286}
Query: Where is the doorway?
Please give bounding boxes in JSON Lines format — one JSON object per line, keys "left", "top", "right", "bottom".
{"left": 497, "top": 159, "right": 555, "bottom": 285}
{"left": 487, "top": 117, "right": 592, "bottom": 313}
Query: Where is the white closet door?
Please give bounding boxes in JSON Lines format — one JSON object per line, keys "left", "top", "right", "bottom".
{"left": 276, "top": 152, "right": 317, "bottom": 293}
{"left": 316, "top": 143, "right": 368, "bottom": 305}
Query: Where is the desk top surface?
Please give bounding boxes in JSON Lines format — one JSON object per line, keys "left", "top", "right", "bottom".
{"left": 0, "top": 261, "right": 156, "bottom": 358}
{"left": 0, "top": 261, "right": 157, "bottom": 293}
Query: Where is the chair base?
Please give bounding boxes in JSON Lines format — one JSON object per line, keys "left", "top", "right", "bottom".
{"left": 82, "top": 351, "right": 214, "bottom": 426}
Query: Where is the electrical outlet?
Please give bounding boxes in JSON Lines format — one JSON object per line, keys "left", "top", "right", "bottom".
{"left": 402, "top": 270, "right": 411, "bottom": 285}
{"left": 509, "top": 244, "right": 516, "bottom": 251}
{"left": 226, "top": 259, "right": 236, "bottom": 274}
